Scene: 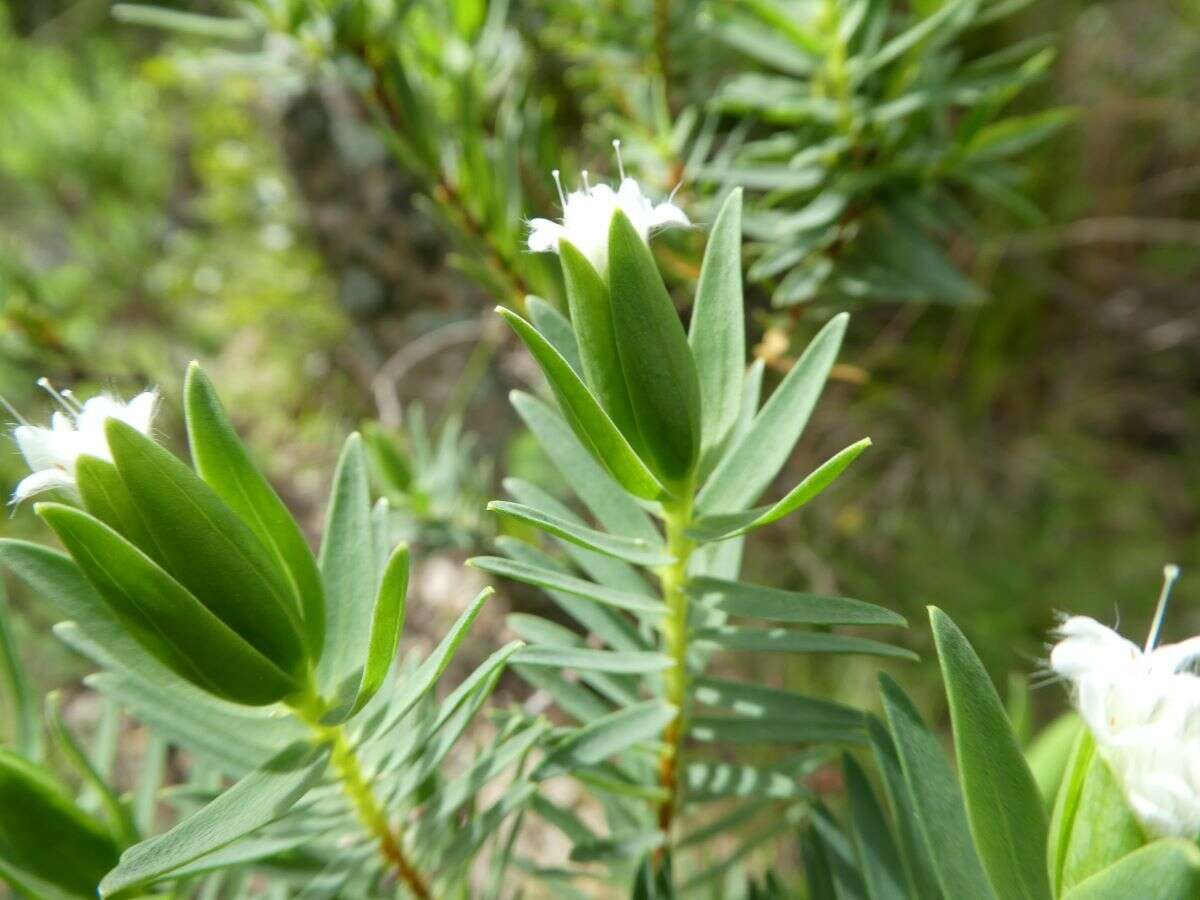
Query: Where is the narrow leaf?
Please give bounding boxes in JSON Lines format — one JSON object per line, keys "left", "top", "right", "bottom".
{"left": 697, "top": 626, "right": 916, "bottom": 660}
{"left": 488, "top": 500, "right": 670, "bottom": 565}
{"left": 469, "top": 556, "right": 664, "bottom": 615}
{"left": 930, "top": 607, "right": 1051, "bottom": 900}
{"left": 317, "top": 434, "right": 376, "bottom": 696}
{"left": 698, "top": 313, "right": 848, "bottom": 515}
{"left": 878, "top": 674, "right": 995, "bottom": 899}
{"left": 99, "top": 742, "right": 329, "bottom": 896}
{"left": 843, "top": 753, "right": 908, "bottom": 900}
{"left": 559, "top": 241, "right": 641, "bottom": 448}
{"left": 689, "top": 188, "right": 745, "bottom": 457}
{"left": 499, "top": 308, "right": 665, "bottom": 500}
{"left": 527, "top": 295, "right": 583, "bottom": 376}
{"left": 533, "top": 700, "right": 676, "bottom": 780}
{"left": 512, "top": 645, "right": 673, "bottom": 674}
{"left": 689, "top": 576, "right": 905, "bottom": 626}
{"left": 688, "top": 438, "right": 872, "bottom": 541}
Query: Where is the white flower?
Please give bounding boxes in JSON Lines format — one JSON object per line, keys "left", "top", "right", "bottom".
{"left": 8, "top": 380, "right": 157, "bottom": 504}
{"left": 527, "top": 141, "right": 690, "bottom": 274}
{"left": 1049, "top": 565, "right": 1200, "bottom": 838}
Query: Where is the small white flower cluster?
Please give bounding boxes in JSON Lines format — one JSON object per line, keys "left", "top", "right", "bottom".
{"left": 7, "top": 380, "right": 157, "bottom": 503}
{"left": 1050, "top": 566, "right": 1200, "bottom": 839}
{"left": 527, "top": 140, "right": 689, "bottom": 274}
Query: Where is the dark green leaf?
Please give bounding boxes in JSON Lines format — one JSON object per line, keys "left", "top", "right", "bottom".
{"left": 499, "top": 308, "right": 665, "bottom": 500}
{"left": 843, "top": 753, "right": 908, "bottom": 900}
{"left": 105, "top": 420, "right": 307, "bottom": 677}
{"left": 533, "top": 700, "right": 676, "bottom": 780}
{"left": 607, "top": 209, "right": 702, "bottom": 487}
{"left": 37, "top": 504, "right": 300, "bottom": 705}
{"left": 559, "top": 241, "right": 641, "bottom": 449}
{"left": 185, "top": 363, "right": 325, "bottom": 660}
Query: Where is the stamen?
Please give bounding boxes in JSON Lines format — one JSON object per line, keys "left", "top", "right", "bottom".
{"left": 36, "top": 378, "right": 77, "bottom": 417}
{"left": 1146, "top": 564, "right": 1182, "bottom": 652}
{"left": 551, "top": 169, "right": 566, "bottom": 208}
{"left": 581, "top": 169, "right": 590, "bottom": 192}
{"left": 613, "top": 140, "right": 626, "bottom": 180}
{"left": 0, "top": 395, "right": 28, "bottom": 426}
{"left": 59, "top": 389, "right": 84, "bottom": 413}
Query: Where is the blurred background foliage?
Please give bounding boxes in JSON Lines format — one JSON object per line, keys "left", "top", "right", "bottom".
{"left": 0, "top": 0, "right": 1197, "bottom": 875}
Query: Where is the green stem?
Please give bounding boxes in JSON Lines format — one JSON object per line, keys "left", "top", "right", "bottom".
{"left": 294, "top": 692, "right": 430, "bottom": 897}
{"left": 656, "top": 491, "right": 696, "bottom": 841}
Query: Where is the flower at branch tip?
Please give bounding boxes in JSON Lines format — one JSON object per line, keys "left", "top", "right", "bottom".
{"left": 6, "top": 380, "right": 157, "bottom": 504}
{"left": 527, "top": 140, "right": 690, "bottom": 274}
{"left": 1049, "top": 564, "right": 1200, "bottom": 838}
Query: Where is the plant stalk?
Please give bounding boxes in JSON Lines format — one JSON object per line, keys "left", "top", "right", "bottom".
{"left": 656, "top": 491, "right": 696, "bottom": 840}
{"left": 295, "top": 691, "right": 430, "bottom": 898}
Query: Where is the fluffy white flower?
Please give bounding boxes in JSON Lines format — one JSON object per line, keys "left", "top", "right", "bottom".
{"left": 8, "top": 381, "right": 157, "bottom": 503}
{"left": 527, "top": 141, "right": 689, "bottom": 274}
{"left": 1049, "top": 566, "right": 1200, "bottom": 838}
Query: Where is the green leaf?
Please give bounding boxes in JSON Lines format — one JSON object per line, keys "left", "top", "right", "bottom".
{"left": 533, "top": 700, "right": 676, "bottom": 780}
{"left": 499, "top": 308, "right": 665, "bottom": 500}
{"left": 99, "top": 741, "right": 329, "bottom": 897}
{"left": 689, "top": 576, "right": 905, "bottom": 626}
{"left": 930, "top": 608, "right": 1052, "bottom": 900}
{"left": 843, "top": 753, "right": 908, "bottom": 900}
{"left": 0, "top": 748, "right": 119, "bottom": 898}
{"left": 74, "top": 456, "right": 157, "bottom": 554}
{"left": 866, "top": 716, "right": 943, "bottom": 900}
{"left": 688, "top": 438, "right": 872, "bottom": 541}
{"left": 964, "top": 109, "right": 1072, "bottom": 162}
{"left": 689, "top": 188, "right": 745, "bottom": 458}
{"left": 855, "top": 0, "right": 968, "bottom": 79}
{"left": 571, "top": 830, "right": 665, "bottom": 863}
{"left": 1027, "top": 713, "right": 1082, "bottom": 808}
{"left": 1059, "top": 746, "right": 1145, "bottom": 893}
{"left": 371, "top": 588, "right": 493, "bottom": 740}
{"left": 698, "top": 313, "right": 847, "bottom": 515}
{"left": 469, "top": 556, "right": 664, "bottom": 616}
{"left": 1061, "top": 840, "right": 1200, "bottom": 900}
{"left": 487, "top": 500, "right": 670, "bottom": 566}
{"left": 498, "top": 537, "right": 648, "bottom": 652}
{"left": 317, "top": 434, "right": 377, "bottom": 696}
{"left": 511, "top": 391, "right": 660, "bottom": 543}
{"left": 693, "top": 676, "right": 866, "bottom": 738}
{"left": 514, "top": 664, "right": 611, "bottom": 724}
{"left": 184, "top": 363, "right": 325, "bottom": 661}
{"left": 1047, "top": 729, "right": 1095, "bottom": 893}
{"left": 689, "top": 715, "right": 863, "bottom": 745}
{"left": 45, "top": 692, "right": 138, "bottom": 849}
{"left": 36, "top": 504, "right": 300, "bottom": 705}
{"left": 683, "top": 760, "right": 814, "bottom": 801}
{"left": 528, "top": 295, "right": 584, "bottom": 376}
{"left": 512, "top": 645, "right": 673, "bottom": 674}
{"left": 696, "top": 626, "right": 916, "bottom": 660}
{"left": 328, "top": 544, "right": 409, "bottom": 723}
{"left": 105, "top": 420, "right": 307, "bottom": 678}
{"left": 559, "top": 241, "right": 642, "bottom": 449}
{"left": 607, "top": 209, "right": 702, "bottom": 487}
{"left": 877, "top": 674, "right": 995, "bottom": 899}
{"left": 0, "top": 582, "right": 38, "bottom": 761}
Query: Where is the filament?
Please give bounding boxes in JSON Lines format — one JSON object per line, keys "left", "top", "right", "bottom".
{"left": 1146, "top": 564, "right": 1182, "bottom": 652}
{"left": 551, "top": 169, "right": 566, "bottom": 207}
{"left": 613, "top": 140, "right": 626, "bottom": 180}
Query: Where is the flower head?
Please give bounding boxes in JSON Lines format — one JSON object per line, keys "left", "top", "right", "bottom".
{"left": 1049, "top": 565, "right": 1200, "bottom": 838}
{"left": 527, "top": 140, "right": 689, "bottom": 274}
{"left": 8, "top": 380, "right": 157, "bottom": 503}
